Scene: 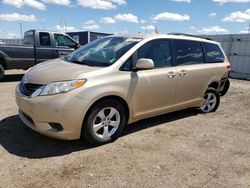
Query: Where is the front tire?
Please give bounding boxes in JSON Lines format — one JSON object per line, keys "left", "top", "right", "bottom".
{"left": 82, "top": 99, "right": 126, "bottom": 146}
{"left": 0, "top": 64, "right": 5, "bottom": 81}
{"left": 200, "top": 88, "right": 220, "bottom": 113}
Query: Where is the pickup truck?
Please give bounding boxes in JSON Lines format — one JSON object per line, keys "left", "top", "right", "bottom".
{"left": 0, "top": 30, "right": 80, "bottom": 80}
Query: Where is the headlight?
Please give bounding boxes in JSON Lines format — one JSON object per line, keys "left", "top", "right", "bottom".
{"left": 31, "top": 79, "right": 87, "bottom": 97}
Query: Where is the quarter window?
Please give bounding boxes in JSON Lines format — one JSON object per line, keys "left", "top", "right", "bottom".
{"left": 121, "top": 56, "right": 133, "bottom": 71}
{"left": 203, "top": 42, "right": 225, "bottom": 63}
{"left": 39, "top": 32, "right": 51, "bottom": 46}
{"left": 137, "top": 40, "right": 172, "bottom": 68}
{"left": 174, "top": 40, "right": 204, "bottom": 65}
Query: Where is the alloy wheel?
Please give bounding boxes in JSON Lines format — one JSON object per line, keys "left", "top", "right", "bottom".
{"left": 92, "top": 107, "right": 120, "bottom": 139}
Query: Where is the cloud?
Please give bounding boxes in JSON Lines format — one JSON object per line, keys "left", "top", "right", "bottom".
{"left": 0, "top": 13, "right": 37, "bottom": 22}
{"left": 100, "top": 17, "right": 116, "bottom": 24}
{"left": 55, "top": 25, "right": 77, "bottom": 32}
{"left": 239, "top": 27, "right": 249, "bottom": 33}
{"left": 114, "top": 30, "right": 128, "bottom": 34}
{"left": 140, "top": 19, "right": 147, "bottom": 24}
{"left": 239, "top": 29, "right": 248, "bottom": 33}
{"left": 83, "top": 20, "right": 100, "bottom": 30}
{"left": 6, "top": 32, "right": 18, "bottom": 39}
{"left": 171, "top": 0, "right": 191, "bottom": 2}
{"left": 153, "top": 12, "right": 190, "bottom": 22}
{"left": 141, "top": 25, "right": 155, "bottom": 31}
{"left": 114, "top": 13, "right": 138, "bottom": 23}
{"left": 41, "top": 0, "right": 71, "bottom": 6}
{"left": 209, "top": 12, "right": 217, "bottom": 17}
{"left": 223, "top": 9, "right": 250, "bottom": 22}
{"left": 77, "top": 0, "right": 125, "bottom": 9}
{"left": 198, "top": 26, "right": 229, "bottom": 34}
{"left": 84, "top": 20, "right": 96, "bottom": 25}
{"left": 3, "top": 0, "right": 46, "bottom": 10}
{"left": 213, "top": 0, "right": 250, "bottom": 4}
{"left": 109, "top": 0, "right": 126, "bottom": 5}
{"left": 83, "top": 24, "right": 100, "bottom": 30}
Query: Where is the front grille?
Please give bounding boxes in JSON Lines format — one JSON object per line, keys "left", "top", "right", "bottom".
{"left": 19, "top": 82, "right": 43, "bottom": 97}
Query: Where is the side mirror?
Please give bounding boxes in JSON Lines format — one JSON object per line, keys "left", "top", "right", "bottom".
{"left": 135, "top": 58, "right": 154, "bottom": 70}
{"left": 74, "top": 44, "right": 81, "bottom": 50}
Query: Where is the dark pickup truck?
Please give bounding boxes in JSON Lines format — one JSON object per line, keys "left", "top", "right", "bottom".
{"left": 0, "top": 30, "right": 80, "bottom": 80}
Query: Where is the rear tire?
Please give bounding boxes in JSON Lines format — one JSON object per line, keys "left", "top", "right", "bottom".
{"left": 82, "top": 99, "right": 126, "bottom": 146}
{"left": 0, "top": 64, "right": 5, "bottom": 81}
{"left": 200, "top": 88, "right": 220, "bottom": 113}
{"left": 220, "top": 79, "right": 230, "bottom": 97}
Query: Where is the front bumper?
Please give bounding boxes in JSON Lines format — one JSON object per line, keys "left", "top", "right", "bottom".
{"left": 15, "top": 86, "right": 89, "bottom": 140}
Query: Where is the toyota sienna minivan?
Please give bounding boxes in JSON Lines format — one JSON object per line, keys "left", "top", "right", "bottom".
{"left": 16, "top": 33, "right": 231, "bottom": 145}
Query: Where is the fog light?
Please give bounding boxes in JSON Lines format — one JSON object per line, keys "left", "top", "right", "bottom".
{"left": 49, "top": 123, "right": 63, "bottom": 131}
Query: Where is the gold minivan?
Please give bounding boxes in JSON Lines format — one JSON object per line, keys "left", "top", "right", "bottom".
{"left": 16, "top": 33, "right": 231, "bottom": 145}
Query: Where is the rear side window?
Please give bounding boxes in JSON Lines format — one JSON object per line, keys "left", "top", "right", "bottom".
{"left": 137, "top": 40, "right": 172, "bottom": 68}
{"left": 39, "top": 32, "right": 51, "bottom": 46}
{"left": 174, "top": 40, "right": 204, "bottom": 65}
{"left": 203, "top": 42, "right": 225, "bottom": 63}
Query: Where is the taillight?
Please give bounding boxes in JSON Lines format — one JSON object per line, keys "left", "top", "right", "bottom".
{"left": 227, "top": 64, "right": 232, "bottom": 71}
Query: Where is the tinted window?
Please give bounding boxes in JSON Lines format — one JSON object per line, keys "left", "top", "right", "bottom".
{"left": 39, "top": 32, "right": 51, "bottom": 46}
{"left": 203, "top": 42, "right": 225, "bottom": 63}
{"left": 174, "top": 40, "right": 204, "bottom": 65}
{"left": 55, "top": 34, "right": 76, "bottom": 48}
{"left": 137, "top": 40, "right": 172, "bottom": 68}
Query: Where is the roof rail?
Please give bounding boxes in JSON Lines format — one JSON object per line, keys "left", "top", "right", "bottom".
{"left": 168, "top": 33, "right": 213, "bottom": 41}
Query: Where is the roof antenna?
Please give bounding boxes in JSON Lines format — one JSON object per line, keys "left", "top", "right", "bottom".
{"left": 154, "top": 25, "right": 159, "bottom": 34}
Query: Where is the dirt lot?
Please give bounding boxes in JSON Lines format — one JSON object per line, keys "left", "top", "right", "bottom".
{"left": 0, "top": 70, "right": 250, "bottom": 188}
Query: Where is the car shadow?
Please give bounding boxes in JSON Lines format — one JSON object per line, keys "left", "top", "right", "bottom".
{"left": 1, "top": 74, "right": 24, "bottom": 82}
{"left": 0, "top": 115, "right": 92, "bottom": 159}
{"left": 0, "top": 109, "right": 200, "bottom": 159}
{"left": 123, "top": 108, "right": 200, "bottom": 136}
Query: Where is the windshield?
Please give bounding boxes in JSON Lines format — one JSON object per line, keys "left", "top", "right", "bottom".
{"left": 65, "top": 36, "right": 141, "bottom": 67}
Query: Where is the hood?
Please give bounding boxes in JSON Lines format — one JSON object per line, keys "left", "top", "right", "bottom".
{"left": 23, "top": 58, "right": 101, "bottom": 84}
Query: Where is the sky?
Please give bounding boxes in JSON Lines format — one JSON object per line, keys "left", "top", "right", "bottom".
{"left": 0, "top": 0, "right": 250, "bottom": 38}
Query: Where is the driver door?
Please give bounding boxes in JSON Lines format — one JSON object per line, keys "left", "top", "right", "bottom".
{"left": 131, "top": 39, "right": 177, "bottom": 120}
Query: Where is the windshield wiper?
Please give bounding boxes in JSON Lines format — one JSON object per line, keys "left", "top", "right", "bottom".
{"left": 70, "top": 60, "right": 93, "bottom": 67}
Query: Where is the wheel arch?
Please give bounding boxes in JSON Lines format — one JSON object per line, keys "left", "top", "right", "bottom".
{"left": 81, "top": 95, "right": 130, "bottom": 135}
{"left": 208, "top": 81, "right": 219, "bottom": 90}
{"left": 0, "top": 55, "right": 7, "bottom": 68}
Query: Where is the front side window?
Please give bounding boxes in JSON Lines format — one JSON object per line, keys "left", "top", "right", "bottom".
{"left": 65, "top": 37, "right": 141, "bottom": 67}
{"left": 39, "top": 32, "right": 51, "bottom": 46}
{"left": 203, "top": 42, "right": 225, "bottom": 63}
{"left": 137, "top": 40, "right": 172, "bottom": 68}
{"left": 23, "top": 31, "right": 34, "bottom": 45}
{"left": 55, "top": 34, "right": 76, "bottom": 48}
{"left": 174, "top": 40, "right": 204, "bottom": 65}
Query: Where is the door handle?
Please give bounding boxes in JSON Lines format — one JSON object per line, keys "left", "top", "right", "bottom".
{"left": 167, "top": 72, "right": 176, "bottom": 79}
{"left": 179, "top": 70, "right": 187, "bottom": 77}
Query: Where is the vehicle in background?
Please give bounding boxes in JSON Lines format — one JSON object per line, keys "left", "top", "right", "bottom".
{"left": 0, "top": 30, "right": 80, "bottom": 80}
{"left": 16, "top": 33, "right": 231, "bottom": 145}
{"left": 67, "top": 31, "right": 111, "bottom": 46}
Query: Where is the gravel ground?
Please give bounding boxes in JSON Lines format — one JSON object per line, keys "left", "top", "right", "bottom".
{"left": 0, "top": 70, "right": 250, "bottom": 188}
